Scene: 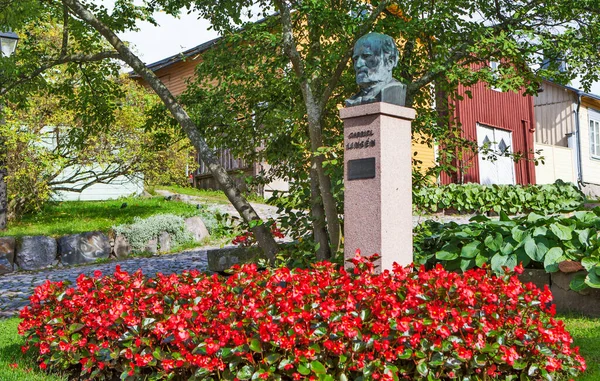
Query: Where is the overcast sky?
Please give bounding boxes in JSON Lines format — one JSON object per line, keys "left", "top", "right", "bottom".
{"left": 118, "top": 11, "right": 219, "bottom": 65}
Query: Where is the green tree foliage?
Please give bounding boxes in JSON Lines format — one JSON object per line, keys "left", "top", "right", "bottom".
{"left": 1, "top": 77, "right": 194, "bottom": 219}
{"left": 171, "top": 0, "right": 600, "bottom": 256}
{"left": 0, "top": 0, "right": 280, "bottom": 260}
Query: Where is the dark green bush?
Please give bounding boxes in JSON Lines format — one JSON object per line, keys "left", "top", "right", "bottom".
{"left": 414, "top": 208, "right": 600, "bottom": 290}
{"left": 413, "top": 180, "right": 584, "bottom": 214}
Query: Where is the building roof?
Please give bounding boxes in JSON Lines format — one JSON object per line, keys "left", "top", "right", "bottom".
{"left": 132, "top": 14, "right": 276, "bottom": 76}
{"left": 131, "top": 35, "right": 222, "bottom": 77}
{"left": 545, "top": 79, "right": 600, "bottom": 102}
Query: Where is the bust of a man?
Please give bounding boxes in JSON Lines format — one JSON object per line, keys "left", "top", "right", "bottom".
{"left": 345, "top": 32, "right": 406, "bottom": 107}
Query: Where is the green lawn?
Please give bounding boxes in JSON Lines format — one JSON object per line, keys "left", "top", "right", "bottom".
{"left": 155, "top": 185, "right": 267, "bottom": 204}
{"left": 562, "top": 314, "right": 600, "bottom": 381}
{"left": 0, "top": 318, "right": 67, "bottom": 381}
{"left": 0, "top": 196, "right": 201, "bottom": 238}
{"left": 0, "top": 314, "right": 597, "bottom": 380}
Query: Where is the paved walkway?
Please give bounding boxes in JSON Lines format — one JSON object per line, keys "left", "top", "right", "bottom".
{"left": 0, "top": 249, "right": 209, "bottom": 319}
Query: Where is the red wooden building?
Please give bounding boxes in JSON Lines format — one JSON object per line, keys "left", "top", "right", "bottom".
{"left": 440, "top": 66, "right": 537, "bottom": 185}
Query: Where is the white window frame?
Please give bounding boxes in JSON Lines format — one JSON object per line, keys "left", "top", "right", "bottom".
{"left": 489, "top": 60, "right": 502, "bottom": 92}
{"left": 590, "top": 109, "right": 600, "bottom": 160}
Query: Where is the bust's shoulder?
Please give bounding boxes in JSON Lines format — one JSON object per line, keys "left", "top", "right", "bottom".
{"left": 381, "top": 80, "right": 407, "bottom": 106}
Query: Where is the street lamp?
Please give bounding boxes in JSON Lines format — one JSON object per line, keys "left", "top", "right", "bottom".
{"left": 0, "top": 30, "right": 18, "bottom": 231}
{"left": 0, "top": 30, "right": 19, "bottom": 58}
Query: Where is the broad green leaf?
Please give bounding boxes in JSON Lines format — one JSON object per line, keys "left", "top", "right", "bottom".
{"left": 524, "top": 236, "right": 541, "bottom": 261}
{"left": 416, "top": 362, "right": 429, "bottom": 377}
{"left": 511, "top": 226, "right": 528, "bottom": 242}
{"left": 249, "top": 339, "right": 262, "bottom": 353}
{"left": 297, "top": 364, "right": 311, "bottom": 376}
{"left": 532, "top": 226, "right": 547, "bottom": 237}
{"left": 460, "top": 258, "right": 475, "bottom": 272}
{"left": 461, "top": 241, "right": 480, "bottom": 258}
{"left": 237, "top": 365, "right": 254, "bottom": 380}
{"left": 475, "top": 253, "right": 488, "bottom": 267}
{"left": 310, "top": 361, "right": 327, "bottom": 374}
{"left": 581, "top": 257, "right": 598, "bottom": 271}
{"left": 527, "top": 212, "right": 544, "bottom": 222}
{"left": 585, "top": 271, "right": 600, "bottom": 289}
{"left": 265, "top": 353, "right": 280, "bottom": 365}
{"left": 570, "top": 273, "right": 588, "bottom": 291}
{"left": 484, "top": 233, "right": 503, "bottom": 251}
{"left": 491, "top": 253, "right": 508, "bottom": 273}
{"left": 550, "top": 223, "right": 573, "bottom": 241}
{"left": 578, "top": 229, "right": 591, "bottom": 246}
{"left": 505, "top": 254, "right": 518, "bottom": 270}
{"left": 436, "top": 250, "right": 458, "bottom": 261}
{"left": 544, "top": 247, "right": 564, "bottom": 273}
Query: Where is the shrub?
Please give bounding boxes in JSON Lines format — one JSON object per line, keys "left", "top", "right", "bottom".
{"left": 413, "top": 180, "right": 584, "bottom": 215}
{"left": 113, "top": 214, "right": 193, "bottom": 252}
{"left": 414, "top": 208, "right": 600, "bottom": 291}
{"left": 19, "top": 255, "right": 585, "bottom": 380}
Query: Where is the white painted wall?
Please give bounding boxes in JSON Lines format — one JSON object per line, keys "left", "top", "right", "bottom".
{"left": 52, "top": 169, "right": 144, "bottom": 201}
{"left": 38, "top": 126, "right": 145, "bottom": 201}
{"left": 579, "top": 107, "right": 600, "bottom": 187}
{"left": 534, "top": 143, "right": 576, "bottom": 184}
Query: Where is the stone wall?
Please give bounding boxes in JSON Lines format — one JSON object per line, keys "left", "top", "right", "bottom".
{"left": 0, "top": 217, "right": 209, "bottom": 274}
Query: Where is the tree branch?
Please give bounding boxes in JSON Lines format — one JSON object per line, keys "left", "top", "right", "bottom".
{"left": 0, "top": 51, "right": 121, "bottom": 96}
{"left": 61, "top": 1, "right": 70, "bottom": 57}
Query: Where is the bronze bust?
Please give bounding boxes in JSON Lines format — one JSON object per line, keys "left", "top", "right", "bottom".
{"left": 345, "top": 32, "right": 406, "bottom": 107}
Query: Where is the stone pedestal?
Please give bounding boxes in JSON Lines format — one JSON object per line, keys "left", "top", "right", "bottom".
{"left": 340, "top": 102, "right": 415, "bottom": 272}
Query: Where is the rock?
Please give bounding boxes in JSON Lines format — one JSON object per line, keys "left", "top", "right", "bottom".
{"left": 158, "top": 232, "right": 171, "bottom": 254}
{"left": 58, "top": 232, "right": 111, "bottom": 266}
{"left": 207, "top": 246, "right": 265, "bottom": 273}
{"left": 184, "top": 217, "right": 210, "bottom": 242}
{"left": 518, "top": 269, "right": 550, "bottom": 291}
{"left": 0, "top": 237, "right": 16, "bottom": 272}
{"left": 144, "top": 238, "right": 158, "bottom": 255}
{"left": 114, "top": 234, "right": 131, "bottom": 259}
{"left": 558, "top": 260, "right": 584, "bottom": 273}
{"left": 16, "top": 236, "right": 57, "bottom": 271}
{"left": 551, "top": 271, "right": 600, "bottom": 317}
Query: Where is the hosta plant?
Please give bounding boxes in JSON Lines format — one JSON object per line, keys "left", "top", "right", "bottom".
{"left": 414, "top": 208, "right": 600, "bottom": 291}
{"left": 413, "top": 180, "right": 584, "bottom": 215}
{"left": 19, "top": 254, "right": 585, "bottom": 380}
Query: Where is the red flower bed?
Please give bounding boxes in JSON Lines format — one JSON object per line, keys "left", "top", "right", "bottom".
{"left": 19, "top": 254, "right": 585, "bottom": 380}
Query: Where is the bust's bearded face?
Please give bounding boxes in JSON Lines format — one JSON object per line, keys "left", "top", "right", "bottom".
{"left": 352, "top": 42, "right": 392, "bottom": 88}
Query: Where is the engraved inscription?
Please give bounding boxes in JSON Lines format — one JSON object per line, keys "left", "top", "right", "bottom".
{"left": 348, "top": 157, "right": 376, "bottom": 180}
{"left": 346, "top": 129, "right": 376, "bottom": 150}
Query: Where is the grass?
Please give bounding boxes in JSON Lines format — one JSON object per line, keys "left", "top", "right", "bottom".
{"left": 0, "top": 318, "right": 67, "bottom": 381}
{"left": 561, "top": 314, "right": 600, "bottom": 380}
{"left": 154, "top": 185, "right": 268, "bottom": 204}
{"left": 0, "top": 314, "right": 598, "bottom": 380}
{"left": 0, "top": 196, "right": 201, "bottom": 238}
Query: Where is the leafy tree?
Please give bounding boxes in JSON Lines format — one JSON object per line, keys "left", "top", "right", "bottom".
{"left": 2, "top": 0, "right": 598, "bottom": 260}
{"left": 0, "top": 0, "right": 280, "bottom": 260}
{"left": 1, "top": 77, "right": 193, "bottom": 219}
{"left": 169, "top": 0, "right": 600, "bottom": 258}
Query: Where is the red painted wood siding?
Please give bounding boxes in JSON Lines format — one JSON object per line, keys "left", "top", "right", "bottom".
{"left": 441, "top": 75, "right": 536, "bottom": 185}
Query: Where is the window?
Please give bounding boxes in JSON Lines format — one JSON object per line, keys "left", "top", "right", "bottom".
{"left": 489, "top": 60, "right": 501, "bottom": 92}
{"left": 591, "top": 117, "right": 600, "bottom": 159}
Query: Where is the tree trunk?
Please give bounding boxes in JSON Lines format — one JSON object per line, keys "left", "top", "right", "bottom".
{"left": 0, "top": 104, "right": 6, "bottom": 231}
{"left": 306, "top": 108, "right": 340, "bottom": 258}
{"left": 0, "top": 165, "right": 6, "bottom": 231}
{"left": 309, "top": 167, "right": 331, "bottom": 261}
{"left": 63, "top": 0, "right": 279, "bottom": 261}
